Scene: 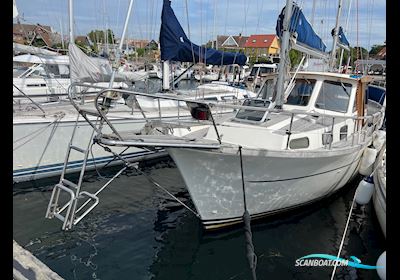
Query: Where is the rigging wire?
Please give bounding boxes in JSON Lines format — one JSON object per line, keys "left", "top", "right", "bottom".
{"left": 184, "top": 0, "right": 196, "bottom": 65}
{"left": 366, "top": 0, "right": 375, "bottom": 61}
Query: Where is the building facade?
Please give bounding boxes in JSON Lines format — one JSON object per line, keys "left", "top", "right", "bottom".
{"left": 13, "top": 23, "right": 54, "bottom": 47}
{"left": 244, "top": 34, "right": 280, "bottom": 58}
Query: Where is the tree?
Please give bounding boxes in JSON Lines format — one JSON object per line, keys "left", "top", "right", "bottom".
{"left": 87, "top": 29, "right": 115, "bottom": 45}
{"left": 289, "top": 49, "right": 301, "bottom": 67}
{"left": 136, "top": 48, "right": 145, "bottom": 57}
{"left": 340, "top": 46, "right": 369, "bottom": 67}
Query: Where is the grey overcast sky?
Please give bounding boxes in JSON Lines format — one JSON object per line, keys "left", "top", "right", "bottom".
{"left": 14, "top": 0, "right": 386, "bottom": 51}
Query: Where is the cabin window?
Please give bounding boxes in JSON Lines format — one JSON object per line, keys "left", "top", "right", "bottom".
{"left": 235, "top": 99, "right": 270, "bottom": 121}
{"left": 289, "top": 137, "right": 309, "bottom": 149}
{"left": 285, "top": 79, "right": 316, "bottom": 106}
{"left": 322, "top": 132, "right": 333, "bottom": 145}
{"left": 340, "top": 125, "right": 348, "bottom": 140}
{"left": 315, "top": 80, "right": 352, "bottom": 113}
{"left": 259, "top": 67, "right": 274, "bottom": 75}
{"left": 221, "top": 95, "right": 237, "bottom": 101}
{"left": 250, "top": 67, "right": 259, "bottom": 76}
{"left": 203, "top": 97, "right": 218, "bottom": 101}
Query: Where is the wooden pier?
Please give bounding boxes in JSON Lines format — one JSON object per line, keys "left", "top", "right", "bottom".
{"left": 13, "top": 240, "right": 63, "bottom": 280}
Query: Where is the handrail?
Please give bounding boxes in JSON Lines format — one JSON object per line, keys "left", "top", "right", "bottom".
{"left": 99, "top": 89, "right": 378, "bottom": 121}
{"left": 66, "top": 82, "right": 384, "bottom": 151}
{"left": 67, "top": 82, "right": 383, "bottom": 122}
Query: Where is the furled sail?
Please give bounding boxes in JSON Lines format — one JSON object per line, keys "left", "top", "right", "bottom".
{"left": 337, "top": 26, "right": 350, "bottom": 46}
{"left": 69, "top": 43, "right": 126, "bottom": 83}
{"left": 160, "top": 0, "right": 247, "bottom": 66}
{"left": 13, "top": 42, "right": 60, "bottom": 56}
{"left": 276, "top": 4, "right": 326, "bottom": 53}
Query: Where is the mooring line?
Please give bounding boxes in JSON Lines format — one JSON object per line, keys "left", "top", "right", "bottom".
{"left": 239, "top": 146, "right": 257, "bottom": 280}
{"left": 331, "top": 143, "right": 385, "bottom": 279}
{"left": 95, "top": 144, "right": 200, "bottom": 218}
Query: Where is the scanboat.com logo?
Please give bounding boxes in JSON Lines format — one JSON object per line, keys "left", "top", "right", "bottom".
{"left": 295, "top": 254, "right": 383, "bottom": 269}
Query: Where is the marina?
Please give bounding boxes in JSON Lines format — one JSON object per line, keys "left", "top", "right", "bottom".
{"left": 13, "top": 0, "right": 387, "bottom": 279}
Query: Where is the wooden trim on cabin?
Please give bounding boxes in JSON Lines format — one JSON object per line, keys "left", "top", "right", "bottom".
{"left": 356, "top": 76, "right": 374, "bottom": 128}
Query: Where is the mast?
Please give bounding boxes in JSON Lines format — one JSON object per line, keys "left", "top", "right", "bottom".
{"left": 275, "top": 0, "right": 294, "bottom": 108}
{"left": 68, "top": 0, "right": 74, "bottom": 43}
{"left": 162, "top": 60, "right": 170, "bottom": 91}
{"left": 339, "top": 0, "right": 352, "bottom": 71}
{"left": 329, "top": 0, "right": 343, "bottom": 71}
{"left": 108, "top": 0, "right": 134, "bottom": 88}
{"left": 59, "top": 18, "right": 65, "bottom": 49}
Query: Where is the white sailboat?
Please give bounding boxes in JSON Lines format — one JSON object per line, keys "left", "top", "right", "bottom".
{"left": 87, "top": 0, "right": 385, "bottom": 230}
{"left": 13, "top": 1, "right": 156, "bottom": 182}
{"left": 13, "top": 0, "right": 254, "bottom": 183}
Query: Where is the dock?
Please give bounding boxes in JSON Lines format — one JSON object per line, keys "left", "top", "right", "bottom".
{"left": 13, "top": 240, "right": 64, "bottom": 280}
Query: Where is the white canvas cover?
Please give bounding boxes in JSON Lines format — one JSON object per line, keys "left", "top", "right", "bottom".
{"left": 68, "top": 43, "right": 126, "bottom": 83}
{"left": 13, "top": 53, "right": 70, "bottom": 65}
{"left": 13, "top": 43, "right": 60, "bottom": 56}
{"left": 13, "top": 0, "right": 18, "bottom": 18}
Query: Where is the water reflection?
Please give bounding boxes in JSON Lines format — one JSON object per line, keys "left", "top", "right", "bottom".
{"left": 13, "top": 162, "right": 384, "bottom": 280}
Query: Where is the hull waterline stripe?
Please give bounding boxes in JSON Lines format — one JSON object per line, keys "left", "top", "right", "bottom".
{"left": 13, "top": 150, "right": 164, "bottom": 177}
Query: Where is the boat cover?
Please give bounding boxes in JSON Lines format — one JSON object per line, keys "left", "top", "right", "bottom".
{"left": 337, "top": 26, "right": 350, "bottom": 46}
{"left": 276, "top": 4, "right": 326, "bottom": 52}
{"left": 160, "top": 0, "right": 247, "bottom": 66}
{"left": 69, "top": 43, "right": 126, "bottom": 83}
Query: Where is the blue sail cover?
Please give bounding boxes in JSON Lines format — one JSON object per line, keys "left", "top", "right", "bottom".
{"left": 276, "top": 4, "right": 326, "bottom": 52}
{"left": 160, "top": 0, "right": 247, "bottom": 66}
{"left": 337, "top": 26, "right": 350, "bottom": 46}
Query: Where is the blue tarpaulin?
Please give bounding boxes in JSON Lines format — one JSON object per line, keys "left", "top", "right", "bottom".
{"left": 276, "top": 4, "right": 327, "bottom": 52}
{"left": 160, "top": 0, "right": 247, "bottom": 66}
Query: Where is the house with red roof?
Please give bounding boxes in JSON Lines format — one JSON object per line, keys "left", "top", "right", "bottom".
{"left": 244, "top": 34, "right": 280, "bottom": 58}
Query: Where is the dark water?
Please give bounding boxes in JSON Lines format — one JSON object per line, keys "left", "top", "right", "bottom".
{"left": 13, "top": 158, "right": 385, "bottom": 280}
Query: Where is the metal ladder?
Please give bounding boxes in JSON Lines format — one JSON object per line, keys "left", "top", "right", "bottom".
{"left": 45, "top": 113, "right": 101, "bottom": 230}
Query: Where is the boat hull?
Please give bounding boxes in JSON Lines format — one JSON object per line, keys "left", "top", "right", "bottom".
{"left": 373, "top": 157, "right": 386, "bottom": 238}
{"left": 13, "top": 117, "right": 165, "bottom": 183}
{"left": 168, "top": 146, "right": 365, "bottom": 229}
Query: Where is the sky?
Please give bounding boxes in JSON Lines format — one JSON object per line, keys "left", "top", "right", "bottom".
{"left": 14, "top": 0, "right": 386, "bottom": 51}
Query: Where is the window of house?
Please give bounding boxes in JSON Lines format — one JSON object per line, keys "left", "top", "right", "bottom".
{"left": 252, "top": 39, "right": 256, "bottom": 43}
{"left": 315, "top": 80, "right": 352, "bottom": 113}
{"left": 285, "top": 79, "right": 316, "bottom": 106}
{"left": 264, "top": 39, "right": 267, "bottom": 43}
